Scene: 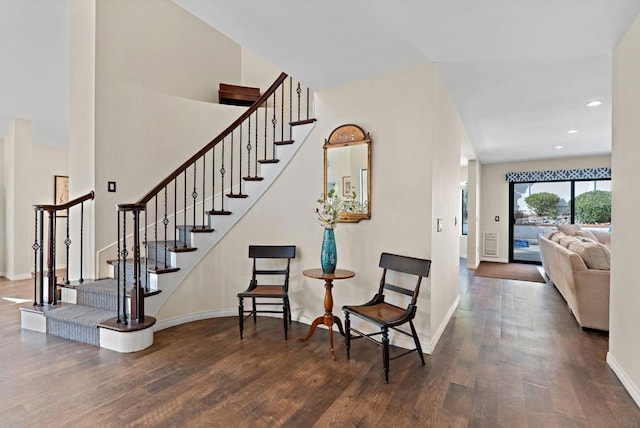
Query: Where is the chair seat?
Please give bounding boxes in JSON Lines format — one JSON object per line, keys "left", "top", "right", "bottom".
{"left": 238, "top": 285, "right": 285, "bottom": 298}
{"left": 344, "top": 302, "right": 406, "bottom": 326}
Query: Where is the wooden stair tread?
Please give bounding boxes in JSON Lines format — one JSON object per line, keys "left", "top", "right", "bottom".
{"left": 189, "top": 227, "right": 214, "bottom": 233}
{"left": 98, "top": 316, "right": 157, "bottom": 332}
{"left": 274, "top": 140, "right": 294, "bottom": 146}
{"left": 227, "top": 193, "right": 249, "bottom": 199}
{"left": 208, "top": 209, "right": 232, "bottom": 215}
{"left": 243, "top": 176, "right": 264, "bottom": 182}
{"left": 148, "top": 266, "right": 180, "bottom": 274}
{"left": 258, "top": 159, "right": 280, "bottom": 164}
{"left": 290, "top": 118, "right": 317, "bottom": 126}
{"left": 168, "top": 246, "right": 197, "bottom": 253}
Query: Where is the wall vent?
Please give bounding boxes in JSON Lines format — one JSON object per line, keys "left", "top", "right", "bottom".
{"left": 483, "top": 232, "right": 498, "bottom": 257}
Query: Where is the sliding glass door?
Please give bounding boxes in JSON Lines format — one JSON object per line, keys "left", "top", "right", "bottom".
{"left": 509, "top": 179, "right": 611, "bottom": 263}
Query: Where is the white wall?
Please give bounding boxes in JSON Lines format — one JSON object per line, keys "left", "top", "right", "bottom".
{"left": 3, "top": 119, "right": 68, "bottom": 280}
{"left": 93, "top": 0, "right": 244, "bottom": 256}
{"left": 241, "top": 47, "right": 280, "bottom": 91}
{"left": 609, "top": 14, "right": 640, "bottom": 407}
{"left": 480, "top": 155, "right": 611, "bottom": 263}
{"left": 154, "top": 63, "right": 463, "bottom": 352}
{"left": 69, "top": 0, "right": 96, "bottom": 280}
{"left": 459, "top": 166, "right": 468, "bottom": 258}
{"left": 467, "top": 160, "right": 482, "bottom": 268}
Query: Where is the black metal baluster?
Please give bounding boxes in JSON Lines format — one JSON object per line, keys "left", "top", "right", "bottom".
{"left": 289, "top": 77, "right": 293, "bottom": 139}
{"left": 212, "top": 143, "right": 216, "bottom": 211}
{"left": 220, "top": 139, "right": 226, "bottom": 210}
{"left": 192, "top": 162, "right": 197, "bottom": 230}
{"left": 51, "top": 213, "right": 57, "bottom": 305}
{"left": 254, "top": 110, "right": 259, "bottom": 174}
{"left": 64, "top": 213, "right": 70, "bottom": 285}
{"left": 247, "top": 116, "right": 252, "bottom": 177}
{"left": 32, "top": 211, "right": 39, "bottom": 306}
{"left": 264, "top": 98, "right": 268, "bottom": 160}
{"left": 229, "top": 132, "right": 234, "bottom": 195}
{"left": 79, "top": 202, "right": 84, "bottom": 283}
{"left": 154, "top": 194, "right": 158, "bottom": 271}
{"left": 183, "top": 170, "right": 187, "bottom": 248}
{"left": 281, "top": 82, "right": 284, "bottom": 142}
{"left": 296, "top": 81, "right": 302, "bottom": 122}
{"left": 144, "top": 207, "right": 148, "bottom": 291}
{"left": 202, "top": 153, "right": 206, "bottom": 227}
{"left": 272, "top": 91, "right": 277, "bottom": 158}
{"left": 38, "top": 210, "right": 44, "bottom": 306}
{"left": 239, "top": 124, "right": 243, "bottom": 193}
{"left": 163, "top": 187, "right": 168, "bottom": 268}
{"left": 306, "top": 87, "right": 310, "bottom": 120}
{"left": 173, "top": 178, "right": 177, "bottom": 250}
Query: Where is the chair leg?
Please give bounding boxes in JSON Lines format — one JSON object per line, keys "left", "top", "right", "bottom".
{"left": 382, "top": 327, "right": 390, "bottom": 383}
{"left": 286, "top": 297, "right": 292, "bottom": 324}
{"left": 238, "top": 296, "right": 244, "bottom": 339}
{"left": 410, "top": 320, "right": 425, "bottom": 365}
{"left": 283, "top": 299, "right": 289, "bottom": 340}
{"left": 252, "top": 298, "right": 257, "bottom": 323}
{"left": 345, "top": 313, "right": 351, "bottom": 359}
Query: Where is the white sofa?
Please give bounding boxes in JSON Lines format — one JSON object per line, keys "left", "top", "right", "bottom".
{"left": 538, "top": 225, "right": 610, "bottom": 331}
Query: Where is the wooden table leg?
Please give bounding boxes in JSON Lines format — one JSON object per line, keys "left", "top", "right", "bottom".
{"left": 297, "top": 278, "right": 343, "bottom": 359}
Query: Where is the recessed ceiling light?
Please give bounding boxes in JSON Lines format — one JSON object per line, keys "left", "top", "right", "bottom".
{"left": 586, "top": 100, "right": 603, "bottom": 107}
{"left": 567, "top": 129, "right": 578, "bottom": 134}
{"left": 555, "top": 145, "right": 563, "bottom": 149}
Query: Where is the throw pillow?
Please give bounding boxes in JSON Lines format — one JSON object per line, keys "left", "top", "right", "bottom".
{"left": 559, "top": 235, "right": 581, "bottom": 248}
{"left": 575, "top": 229, "right": 598, "bottom": 242}
{"left": 567, "top": 241, "right": 611, "bottom": 270}
{"left": 557, "top": 224, "right": 581, "bottom": 236}
{"left": 548, "top": 231, "right": 566, "bottom": 243}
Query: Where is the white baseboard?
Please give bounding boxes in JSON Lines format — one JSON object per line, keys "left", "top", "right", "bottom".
{"left": 607, "top": 352, "right": 640, "bottom": 408}
{"left": 154, "top": 308, "right": 237, "bottom": 331}
{"left": 428, "top": 294, "right": 460, "bottom": 353}
{"left": 5, "top": 272, "right": 32, "bottom": 281}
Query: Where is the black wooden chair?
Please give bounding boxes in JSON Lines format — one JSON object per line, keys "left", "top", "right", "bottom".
{"left": 342, "top": 252, "right": 431, "bottom": 383}
{"left": 238, "top": 245, "right": 296, "bottom": 339}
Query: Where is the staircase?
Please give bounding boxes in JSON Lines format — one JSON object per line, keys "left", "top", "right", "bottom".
{"left": 21, "top": 73, "right": 316, "bottom": 352}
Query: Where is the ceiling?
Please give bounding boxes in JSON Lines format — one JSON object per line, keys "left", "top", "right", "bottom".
{"left": 173, "top": 0, "right": 640, "bottom": 164}
{"left": 2, "top": 1, "right": 639, "bottom": 165}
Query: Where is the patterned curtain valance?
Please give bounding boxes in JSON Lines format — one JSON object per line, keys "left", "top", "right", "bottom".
{"left": 506, "top": 167, "right": 611, "bottom": 183}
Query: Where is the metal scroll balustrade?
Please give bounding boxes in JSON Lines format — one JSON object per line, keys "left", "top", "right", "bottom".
{"left": 32, "top": 191, "right": 95, "bottom": 307}
{"left": 115, "top": 73, "right": 314, "bottom": 326}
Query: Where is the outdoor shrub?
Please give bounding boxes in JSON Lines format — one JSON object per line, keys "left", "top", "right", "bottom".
{"left": 524, "top": 192, "right": 560, "bottom": 216}
{"left": 575, "top": 190, "right": 611, "bottom": 224}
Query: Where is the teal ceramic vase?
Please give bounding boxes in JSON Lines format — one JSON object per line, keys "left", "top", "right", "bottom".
{"left": 321, "top": 228, "right": 337, "bottom": 274}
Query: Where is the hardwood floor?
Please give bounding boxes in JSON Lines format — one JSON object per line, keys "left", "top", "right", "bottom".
{"left": 1, "top": 265, "right": 639, "bottom": 427}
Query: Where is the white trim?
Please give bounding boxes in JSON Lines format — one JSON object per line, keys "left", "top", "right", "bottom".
{"left": 428, "top": 294, "right": 460, "bottom": 353}
{"left": 20, "top": 309, "right": 47, "bottom": 333}
{"left": 153, "top": 308, "right": 237, "bottom": 331}
{"left": 607, "top": 352, "right": 640, "bottom": 408}
{"left": 6, "top": 272, "right": 32, "bottom": 281}
{"left": 100, "top": 327, "right": 154, "bottom": 353}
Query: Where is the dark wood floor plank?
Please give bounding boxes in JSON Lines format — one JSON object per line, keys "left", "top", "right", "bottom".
{"left": 2, "top": 263, "right": 640, "bottom": 426}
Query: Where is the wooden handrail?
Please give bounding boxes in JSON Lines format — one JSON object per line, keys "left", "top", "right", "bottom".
{"left": 132, "top": 72, "right": 289, "bottom": 206}
{"left": 34, "top": 190, "right": 95, "bottom": 212}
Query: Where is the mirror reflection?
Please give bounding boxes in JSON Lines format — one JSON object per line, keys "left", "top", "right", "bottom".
{"left": 324, "top": 124, "right": 371, "bottom": 222}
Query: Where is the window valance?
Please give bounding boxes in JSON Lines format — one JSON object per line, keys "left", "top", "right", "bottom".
{"left": 505, "top": 167, "right": 611, "bottom": 183}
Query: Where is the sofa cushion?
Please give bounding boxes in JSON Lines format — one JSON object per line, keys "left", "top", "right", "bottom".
{"left": 567, "top": 241, "right": 611, "bottom": 270}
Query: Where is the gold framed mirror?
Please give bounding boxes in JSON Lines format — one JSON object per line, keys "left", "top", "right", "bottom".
{"left": 324, "top": 124, "right": 371, "bottom": 223}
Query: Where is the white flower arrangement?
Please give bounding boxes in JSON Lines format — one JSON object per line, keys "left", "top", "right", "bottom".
{"left": 314, "top": 187, "right": 343, "bottom": 229}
